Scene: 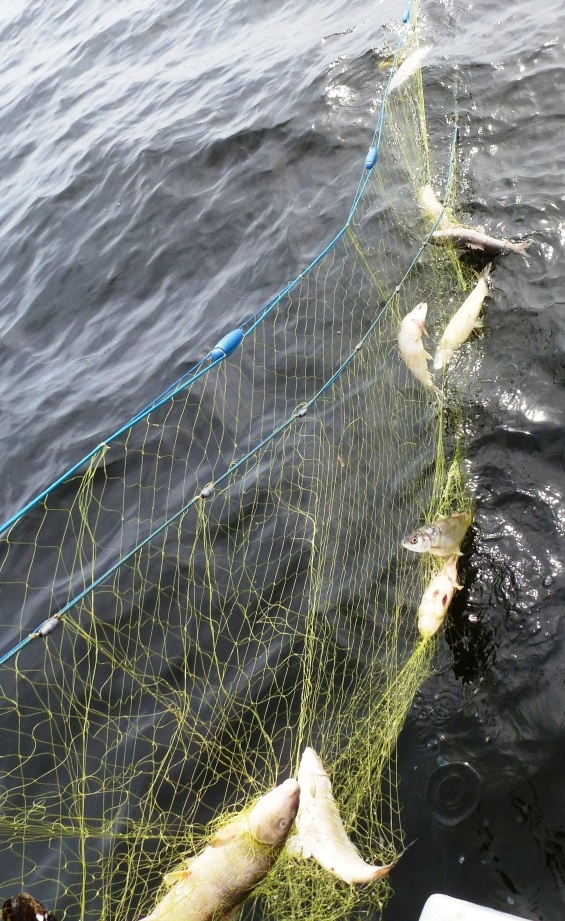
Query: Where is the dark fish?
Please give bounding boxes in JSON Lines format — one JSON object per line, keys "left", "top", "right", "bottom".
{"left": 2, "top": 894, "right": 57, "bottom": 921}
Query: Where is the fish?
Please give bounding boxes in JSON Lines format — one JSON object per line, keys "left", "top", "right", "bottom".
{"left": 402, "top": 510, "right": 472, "bottom": 556}
{"left": 388, "top": 45, "right": 431, "bottom": 92}
{"left": 417, "top": 184, "right": 454, "bottom": 230}
{"left": 286, "top": 747, "right": 397, "bottom": 884}
{"left": 417, "top": 554, "right": 462, "bottom": 638}
{"left": 2, "top": 895, "right": 57, "bottom": 921}
{"left": 431, "top": 226, "right": 531, "bottom": 255}
{"left": 398, "top": 302, "right": 439, "bottom": 394}
{"left": 434, "top": 263, "right": 491, "bottom": 371}
{"left": 139, "top": 778, "right": 300, "bottom": 921}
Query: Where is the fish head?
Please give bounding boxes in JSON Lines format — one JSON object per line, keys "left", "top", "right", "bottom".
{"left": 298, "top": 747, "right": 325, "bottom": 777}
{"left": 248, "top": 778, "right": 300, "bottom": 846}
{"left": 296, "top": 746, "right": 331, "bottom": 798}
{"left": 402, "top": 526, "right": 432, "bottom": 553}
{"left": 408, "top": 302, "right": 428, "bottom": 333}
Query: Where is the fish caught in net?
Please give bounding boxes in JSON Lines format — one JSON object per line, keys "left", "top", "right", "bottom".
{"left": 0, "top": 3, "right": 480, "bottom": 920}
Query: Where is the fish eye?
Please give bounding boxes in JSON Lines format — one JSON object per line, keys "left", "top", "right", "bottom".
{"left": 279, "top": 818, "right": 289, "bottom": 828}
{"left": 410, "top": 535, "right": 419, "bottom": 544}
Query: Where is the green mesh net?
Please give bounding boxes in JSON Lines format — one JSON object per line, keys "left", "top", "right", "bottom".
{"left": 0, "top": 4, "right": 476, "bottom": 920}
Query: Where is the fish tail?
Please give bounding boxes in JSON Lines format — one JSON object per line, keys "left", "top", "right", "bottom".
{"left": 514, "top": 239, "right": 532, "bottom": 253}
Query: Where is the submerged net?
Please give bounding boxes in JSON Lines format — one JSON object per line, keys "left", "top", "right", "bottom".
{"left": 0, "top": 3, "right": 475, "bottom": 920}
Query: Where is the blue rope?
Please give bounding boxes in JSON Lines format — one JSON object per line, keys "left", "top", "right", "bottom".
{"left": 0, "top": 2, "right": 415, "bottom": 539}
{"left": 0, "top": 1, "right": 430, "bottom": 666}
{"left": 0, "top": 103, "right": 460, "bottom": 671}
{"left": 348, "top": 0, "right": 414, "bottom": 221}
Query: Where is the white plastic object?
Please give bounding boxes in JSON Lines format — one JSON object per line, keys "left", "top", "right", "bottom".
{"left": 419, "top": 894, "right": 533, "bottom": 921}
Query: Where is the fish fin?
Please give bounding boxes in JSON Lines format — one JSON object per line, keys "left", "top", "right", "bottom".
{"left": 423, "top": 349, "right": 433, "bottom": 361}
{"left": 475, "top": 224, "right": 486, "bottom": 234}
{"left": 455, "top": 582, "right": 464, "bottom": 591}
{"left": 163, "top": 864, "right": 193, "bottom": 886}
{"left": 393, "top": 838, "right": 418, "bottom": 865}
{"left": 286, "top": 835, "right": 312, "bottom": 859}
{"left": 473, "top": 318, "right": 484, "bottom": 329}
{"left": 514, "top": 239, "right": 532, "bottom": 253}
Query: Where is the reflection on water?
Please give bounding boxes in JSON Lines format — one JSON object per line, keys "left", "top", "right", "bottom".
{"left": 1, "top": 0, "right": 565, "bottom": 918}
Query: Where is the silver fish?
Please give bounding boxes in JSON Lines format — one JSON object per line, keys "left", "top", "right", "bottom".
{"left": 418, "top": 184, "right": 454, "bottom": 230}
{"left": 434, "top": 263, "right": 492, "bottom": 371}
{"left": 388, "top": 45, "right": 431, "bottom": 93}
{"left": 286, "top": 747, "right": 397, "bottom": 884}
{"left": 431, "top": 226, "right": 531, "bottom": 255}
{"left": 398, "top": 302, "right": 439, "bottom": 394}
{"left": 139, "top": 779, "right": 300, "bottom": 921}
{"left": 402, "top": 510, "right": 472, "bottom": 556}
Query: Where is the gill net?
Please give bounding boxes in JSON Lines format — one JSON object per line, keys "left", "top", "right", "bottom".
{"left": 0, "top": 3, "right": 475, "bottom": 919}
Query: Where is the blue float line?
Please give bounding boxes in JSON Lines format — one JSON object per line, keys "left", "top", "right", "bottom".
{"left": 0, "top": 353, "right": 231, "bottom": 536}
{"left": 348, "top": 0, "right": 414, "bottom": 221}
{"left": 0, "top": 108, "right": 459, "bottom": 670}
{"left": 243, "top": 226, "right": 349, "bottom": 337}
{"left": 0, "top": 0, "right": 433, "bottom": 665}
{"left": 0, "top": 2, "right": 415, "bottom": 539}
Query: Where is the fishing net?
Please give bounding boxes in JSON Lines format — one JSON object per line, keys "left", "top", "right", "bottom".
{"left": 0, "top": 3, "right": 475, "bottom": 919}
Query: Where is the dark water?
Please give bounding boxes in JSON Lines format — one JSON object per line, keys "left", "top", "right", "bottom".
{"left": 1, "top": 0, "right": 565, "bottom": 919}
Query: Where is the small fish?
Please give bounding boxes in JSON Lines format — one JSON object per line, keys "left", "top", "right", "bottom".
{"left": 402, "top": 510, "right": 471, "bottom": 556}
{"left": 2, "top": 895, "right": 57, "bottom": 921}
{"left": 388, "top": 45, "right": 431, "bottom": 92}
{"left": 434, "top": 263, "right": 491, "bottom": 371}
{"left": 431, "top": 226, "right": 531, "bottom": 255}
{"left": 398, "top": 302, "right": 439, "bottom": 393}
{"left": 140, "top": 779, "right": 300, "bottom": 921}
{"left": 417, "top": 184, "right": 454, "bottom": 230}
{"left": 287, "top": 747, "right": 398, "bottom": 884}
{"left": 417, "top": 555, "right": 462, "bottom": 638}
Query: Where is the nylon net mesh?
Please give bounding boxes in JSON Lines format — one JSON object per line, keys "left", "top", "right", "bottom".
{"left": 0, "top": 5, "right": 475, "bottom": 920}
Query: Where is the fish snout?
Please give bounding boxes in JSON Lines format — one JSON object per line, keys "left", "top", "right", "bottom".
{"left": 401, "top": 532, "right": 428, "bottom": 552}
{"left": 248, "top": 778, "right": 301, "bottom": 845}
{"left": 410, "top": 302, "right": 428, "bottom": 328}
